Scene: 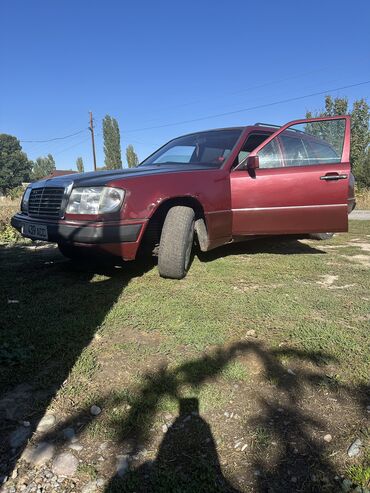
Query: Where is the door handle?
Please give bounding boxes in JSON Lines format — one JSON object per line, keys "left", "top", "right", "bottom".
{"left": 320, "top": 173, "right": 348, "bottom": 181}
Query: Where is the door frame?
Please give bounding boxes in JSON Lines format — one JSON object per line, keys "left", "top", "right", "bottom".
{"left": 237, "top": 115, "right": 351, "bottom": 168}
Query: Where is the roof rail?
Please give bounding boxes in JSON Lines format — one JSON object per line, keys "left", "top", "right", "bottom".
{"left": 255, "top": 122, "right": 306, "bottom": 134}
{"left": 254, "top": 122, "right": 281, "bottom": 128}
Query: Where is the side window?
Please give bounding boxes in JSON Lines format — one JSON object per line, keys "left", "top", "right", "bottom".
{"left": 305, "top": 141, "right": 340, "bottom": 164}
{"left": 233, "top": 133, "right": 270, "bottom": 167}
{"left": 259, "top": 119, "right": 345, "bottom": 168}
{"left": 258, "top": 139, "right": 283, "bottom": 168}
{"left": 280, "top": 136, "right": 309, "bottom": 166}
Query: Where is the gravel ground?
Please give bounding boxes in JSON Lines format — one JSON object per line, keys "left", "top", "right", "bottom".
{"left": 349, "top": 209, "right": 370, "bottom": 220}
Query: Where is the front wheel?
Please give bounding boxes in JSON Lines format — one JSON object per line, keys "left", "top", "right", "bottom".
{"left": 158, "top": 206, "right": 195, "bottom": 279}
{"left": 309, "top": 233, "right": 334, "bottom": 240}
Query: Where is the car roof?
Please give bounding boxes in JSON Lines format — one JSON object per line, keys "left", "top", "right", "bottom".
{"left": 172, "top": 124, "right": 335, "bottom": 147}
{"left": 177, "top": 125, "right": 274, "bottom": 138}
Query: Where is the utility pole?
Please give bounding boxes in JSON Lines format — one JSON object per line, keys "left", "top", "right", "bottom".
{"left": 89, "top": 111, "right": 97, "bottom": 171}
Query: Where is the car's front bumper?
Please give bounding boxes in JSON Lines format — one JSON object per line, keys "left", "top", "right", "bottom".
{"left": 11, "top": 213, "right": 143, "bottom": 247}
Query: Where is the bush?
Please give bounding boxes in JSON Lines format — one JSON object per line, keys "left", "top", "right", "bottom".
{"left": 0, "top": 202, "right": 21, "bottom": 244}
{"left": 355, "top": 187, "right": 370, "bottom": 209}
{"left": 7, "top": 186, "right": 25, "bottom": 200}
{"left": 0, "top": 223, "right": 21, "bottom": 243}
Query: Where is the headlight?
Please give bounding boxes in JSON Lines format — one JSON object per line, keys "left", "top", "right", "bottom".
{"left": 66, "top": 187, "right": 125, "bottom": 215}
{"left": 21, "top": 187, "right": 32, "bottom": 213}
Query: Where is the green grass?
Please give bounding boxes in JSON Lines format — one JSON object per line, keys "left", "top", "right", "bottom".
{"left": 1, "top": 221, "right": 369, "bottom": 491}
{"left": 250, "top": 426, "right": 271, "bottom": 450}
{"left": 1, "top": 222, "right": 369, "bottom": 395}
{"left": 346, "top": 464, "right": 370, "bottom": 489}
{"left": 221, "top": 361, "right": 249, "bottom": 382}
{"left": 78, "top": 463, "right": 99, "bottom": 480}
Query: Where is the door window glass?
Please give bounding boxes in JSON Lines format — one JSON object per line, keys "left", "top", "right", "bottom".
{"left": 280, "top": 136, "right": 309, "bottom": 166}
{"left": 258, "top": 140, "right": 283, "bottom": 168}
{"left": 257, "top": 119, "right": 345, "bottom": 168}
{"left": 305, "top": 141, "right": 340, "bottom": 164}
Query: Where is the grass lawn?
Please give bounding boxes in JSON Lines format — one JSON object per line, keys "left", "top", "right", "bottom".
{"left": 0, "top": 221, "right": 369, "bottom": 492}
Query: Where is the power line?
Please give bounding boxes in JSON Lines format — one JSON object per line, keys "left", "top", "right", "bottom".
{"left": 52, "top": 135, "right": 92, "bottom": 156}
{"left": 20, "top": 129, "right": 87, "bottom": 143}
{"left": 127, "top": 66, "right": 334, "bottom": 122}
{"left": 124, "top": 79, "right": 370, "bottom": 133}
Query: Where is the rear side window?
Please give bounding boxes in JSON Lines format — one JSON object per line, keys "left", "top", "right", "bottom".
{"left": 305, "top": 141, "right": 340, "bottom": 164}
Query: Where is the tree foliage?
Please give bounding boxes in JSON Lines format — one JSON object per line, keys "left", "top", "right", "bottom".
{"left": 103, "top": 115, "right": 122, "bottom": 169}
{"left": 126, "top": 144, "right": 139, "bottom": 168}
{"left": 306, "top": 96, "right": 370, "bottom": 187}
{"left": 0, "top": 134, "right": 33, "bottom": 193}
{"left": 31, "top": 154, "right": 56, "bottom": 181}
{"left": 76, "top": 156, "right": 84, "bottom": 173}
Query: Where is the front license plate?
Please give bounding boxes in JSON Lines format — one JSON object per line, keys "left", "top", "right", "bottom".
{"left": 22, "top": 223, "right": 48, "bottom": 240}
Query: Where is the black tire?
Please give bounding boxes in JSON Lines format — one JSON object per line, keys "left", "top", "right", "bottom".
{"left": 158, "top": 206, "right": 195, "bottom": 279}
{"left": 309, "top": 233, "right": 334, "bottom": 240}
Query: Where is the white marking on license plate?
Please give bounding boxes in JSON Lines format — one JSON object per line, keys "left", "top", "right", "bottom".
{"left": 22, "top": 223, "right": 48, "bottom": 240}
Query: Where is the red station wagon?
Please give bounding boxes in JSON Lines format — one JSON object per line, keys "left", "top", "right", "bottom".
{"left": 12, "top": 116, "right": 355, "bottom": 279}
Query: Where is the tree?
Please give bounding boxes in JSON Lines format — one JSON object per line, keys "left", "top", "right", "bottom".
{"left": 31, "top": 154, "right": 56, "bottom": 181}
{"left": 102, "top": 115, "right": 122, "bottom": 169}
{"left": 306, "top": 96, "right": 370, "bottom": 187}
{"left": 126, "top": 144, "right": 139, "bottom": 168}
{"left": 76, "top": 156, "right": 84, "bottom": 173}
{"left": 0, "top": 134, "right": 33, "bottom": 193}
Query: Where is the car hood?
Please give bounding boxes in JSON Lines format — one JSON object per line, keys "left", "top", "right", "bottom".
{"left": 31, "top": 164, "right": 215, "bottom": 189}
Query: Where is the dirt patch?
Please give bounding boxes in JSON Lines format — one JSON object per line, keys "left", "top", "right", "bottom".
{"left": 344, "top": 254, "right": 370, "bottom": 268}
{"left": 349, "top": 241, "right": 370, "bottom": 253}
{"left": 316, "top": 274, "right": 338, "bottom": 287}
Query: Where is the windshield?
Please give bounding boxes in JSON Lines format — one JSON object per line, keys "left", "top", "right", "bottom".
{"left": 140, "top": 129, "right": 243, "bottom": 168}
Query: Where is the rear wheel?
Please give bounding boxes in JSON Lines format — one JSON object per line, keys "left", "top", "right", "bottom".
{"left": 158, "top": 206, "right": 195, "bottom": 279}
{"left": 309, "top": 233, "right": 334, "bottom": 240}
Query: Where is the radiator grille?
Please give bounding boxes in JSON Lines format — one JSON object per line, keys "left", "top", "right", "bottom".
{"left": 28, "top": 187, "right": 65, "bottom": 218}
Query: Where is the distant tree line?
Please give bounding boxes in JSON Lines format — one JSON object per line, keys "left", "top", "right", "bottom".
{"left": 76, "top": 156, "right": 84, "bottom": 173}
{"left": 31, "top": 154, "right": 56, "bottom": 181}
{"left": 0, "top": 114, "right": 140, "bottom": 193}
{"left": 102, "top": 114, "right": 139, "bottom": 169}
{"left": 0, "top": 134, "right": 58, "bottom": 193}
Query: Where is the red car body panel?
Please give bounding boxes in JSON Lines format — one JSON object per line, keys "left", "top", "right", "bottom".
{"left": 231, "top": 163, "right": 350, "bottom": 235}
{"left": 108, "top": 169, "right": 234, "bottom": 249}
{"left": 230, "top": 116, "right": 351, "bottom": 235}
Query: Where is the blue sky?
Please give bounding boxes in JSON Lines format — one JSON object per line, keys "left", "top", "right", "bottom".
{"left": 1, "top": 0, "right": 369, "bottom": 171}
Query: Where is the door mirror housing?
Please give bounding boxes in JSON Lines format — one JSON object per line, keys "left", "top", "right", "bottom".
{"left": 247, "top": 155, "right": 259, "bottom": 169}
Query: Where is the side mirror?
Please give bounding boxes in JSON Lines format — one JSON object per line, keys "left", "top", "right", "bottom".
{"left": 247, "top": 155, "right": 259, "bottom": 169}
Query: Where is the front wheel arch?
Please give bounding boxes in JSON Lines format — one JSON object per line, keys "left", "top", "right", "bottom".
{"left": 139, "top": 196, "right": 208, "bottom": 256}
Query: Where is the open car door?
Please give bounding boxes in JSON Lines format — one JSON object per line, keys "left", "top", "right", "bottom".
{"left": 230, "top": 116, "right": 351, "bottom": 235}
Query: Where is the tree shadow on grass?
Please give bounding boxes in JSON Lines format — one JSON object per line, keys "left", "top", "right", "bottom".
{"left": 29, "top": 340, "right": 369, "bottom": 492}
{"left": 0, "top": 242, "right": 154, "bottom": 482}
